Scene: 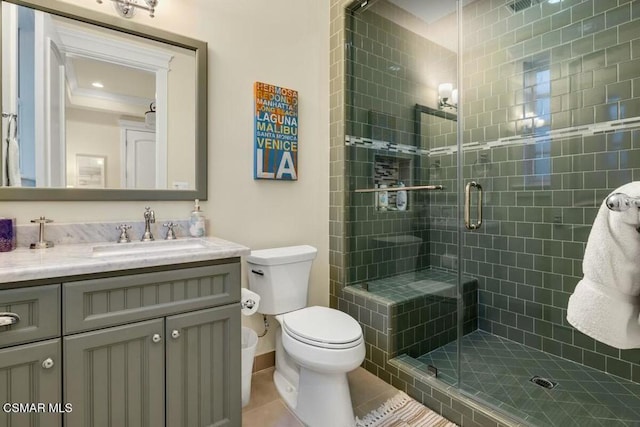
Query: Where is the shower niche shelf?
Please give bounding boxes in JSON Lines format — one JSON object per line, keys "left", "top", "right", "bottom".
{"left": 374, "top": 155, "right": 412, "bottom": 212}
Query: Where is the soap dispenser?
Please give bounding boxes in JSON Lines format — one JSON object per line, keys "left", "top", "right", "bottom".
{"left": 189, "top": 199, "right": 206, "bottom": 237}
{"left": 396, "top": 182, "right": 407, "bottom": 211}
{"left": 378, "top": 184, "right": 389, "bottom": 211}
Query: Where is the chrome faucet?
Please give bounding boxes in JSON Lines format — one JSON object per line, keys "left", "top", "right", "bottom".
{"left": 142, "top": 206, "right": 155, "bottom": 241}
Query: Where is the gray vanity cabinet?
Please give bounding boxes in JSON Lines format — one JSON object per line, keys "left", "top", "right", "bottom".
{"left": 61, "top": 260, "right": 241, "bottom": 427}
{"left": 0, "top": 258, "right": 241, "bottom": 427}
{"left": 0, "top": 339, "right": 62, "bottom": 427}
{"left": 63, "top": 319, "right": 165, "bottom": 427}
{"left": 166, "top": 305, "right": 240, "bottom": 427}
{"left": 0, "top": 284, "right": 62, "bottom": 427}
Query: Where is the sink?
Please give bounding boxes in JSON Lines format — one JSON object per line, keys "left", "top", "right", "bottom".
{"left": 92, "top": 238, "right": 211, "bottom": 257}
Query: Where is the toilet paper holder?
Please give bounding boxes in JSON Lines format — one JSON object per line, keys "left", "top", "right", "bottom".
{"left": 241, "top": 299, "right": 257, "bottom": 310}
{"left": 240, "top": 288, "right": 260, "bottom": 315}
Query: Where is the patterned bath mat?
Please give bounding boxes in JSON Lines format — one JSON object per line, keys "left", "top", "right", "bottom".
{"left": 355, "top": 391, "right": 458, "bottom": 427}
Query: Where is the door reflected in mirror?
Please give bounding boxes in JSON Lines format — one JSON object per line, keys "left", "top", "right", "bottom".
{"left": 1, "top": 2, "right": 197, "bottom": 190}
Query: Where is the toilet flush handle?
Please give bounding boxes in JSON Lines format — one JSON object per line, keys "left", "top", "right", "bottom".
{"left": 251, "top": 269, "right": 264, "bottom": 276}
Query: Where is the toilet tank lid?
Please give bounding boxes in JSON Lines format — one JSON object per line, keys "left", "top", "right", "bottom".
{"left": 246, "top": 245, "right": 317, "bottom": 266}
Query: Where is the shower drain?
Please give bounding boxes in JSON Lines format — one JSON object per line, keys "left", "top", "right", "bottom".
{"left": 530, "top": 376, "right": 558, "bottom": 389}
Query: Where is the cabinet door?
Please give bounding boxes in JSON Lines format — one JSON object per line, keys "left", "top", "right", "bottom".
{"left": 64, "top": 319, "right": 164, "bottom": 427}
{"left": 0, "top": 339, "right": 61, "bottom": 427}
{"left": 166, "top": 305, "right": 241, "bottom": 427}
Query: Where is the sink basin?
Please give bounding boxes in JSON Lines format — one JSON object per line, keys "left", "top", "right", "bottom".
{"left": 92, "top": 238, "right": 211, "bottom": 257}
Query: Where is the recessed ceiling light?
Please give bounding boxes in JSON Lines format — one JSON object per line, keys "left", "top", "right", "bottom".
{"left": 91, "top": 82, "right": 104, "bottom": 88}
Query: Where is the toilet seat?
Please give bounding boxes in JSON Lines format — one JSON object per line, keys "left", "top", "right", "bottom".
{"left": 282, "top": 306, "right": 363, "bottom": 350}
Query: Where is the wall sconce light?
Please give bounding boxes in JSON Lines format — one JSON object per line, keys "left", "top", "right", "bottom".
{"left": 438, "top": 83, "right": 458, "bottom": 110}
{"left": 96, "top": 0, "right": 158, "bottom": 18}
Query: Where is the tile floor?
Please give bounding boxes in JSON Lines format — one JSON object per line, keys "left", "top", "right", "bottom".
{"left": 241, "top": 366, "right": 400, "bottom": 426}
{"left": 418, "top": 330, "right": 640, "bottom": 427}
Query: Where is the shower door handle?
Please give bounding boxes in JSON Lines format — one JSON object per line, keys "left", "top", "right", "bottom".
{"left": 464, "top": 181, "right": 483, "bottom": 230}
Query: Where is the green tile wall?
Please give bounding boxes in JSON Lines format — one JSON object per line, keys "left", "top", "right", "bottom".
{"left": 457, "top": 0, "right": 640, "bottom": 384}
{"left": 345, "top": 7, "right": 457, "bottom": 285}
{"left": 346, "top": 9, "right": 456, "bottom": 145}
{"left": 332, "top": 0, "right": 640, "bottom": 425}
{"left": 345, "top": 0, "right": 640, "bottom": 386}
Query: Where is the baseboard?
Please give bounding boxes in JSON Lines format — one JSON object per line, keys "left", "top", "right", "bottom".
{"left": 253, "top": 351, "right": 275, "bottom": 372}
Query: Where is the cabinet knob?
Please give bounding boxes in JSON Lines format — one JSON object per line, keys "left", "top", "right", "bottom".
{"left": 171, "top": 329, "right": 180, "bottom": 339}
{"left": 152, "top": 333, "right": 162, "bottom": 343}
{"left": 42, "top": 358, "right": 54, "bottom": 369}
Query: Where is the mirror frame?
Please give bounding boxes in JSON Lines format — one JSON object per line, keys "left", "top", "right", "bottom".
{"left": 0, "top": 0, "right": 207, "bottom": 200}
{"left": 414, "top": 104, "right": 456, "bottom": 147}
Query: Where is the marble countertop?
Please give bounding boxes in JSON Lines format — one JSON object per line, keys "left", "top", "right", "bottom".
{"left": 0, "top": 237, "right": 250, "bottom": 285}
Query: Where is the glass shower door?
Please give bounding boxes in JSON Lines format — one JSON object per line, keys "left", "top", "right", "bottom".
{"left": 343, "top": 0, "right": 462, "bottom": 387}
{"left": 457, "top": 0, "right": 640, "bottom": 424}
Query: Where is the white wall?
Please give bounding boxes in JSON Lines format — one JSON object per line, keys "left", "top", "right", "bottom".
{"left": 4, "top": 0, "right": 330, "bottom": 356}
{"left": 65, "top": 108, "right": 121, "bottom": 188}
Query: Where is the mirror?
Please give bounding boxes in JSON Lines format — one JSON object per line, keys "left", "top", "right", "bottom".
{"left": 415, "top": 104, "right": 456, "bottom": 151}
{"left": 0, "top": 0, "right": 207, "bottom": 200}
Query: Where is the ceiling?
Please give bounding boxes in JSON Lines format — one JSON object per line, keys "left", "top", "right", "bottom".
{"left": 70, "top": 57, "right": 155, "bottom": 102}
{"left": 387, "top": 0, "right": 459, "bottom": 24}
{"left": 368, "top": 0, "right": 478, "bottom": 52}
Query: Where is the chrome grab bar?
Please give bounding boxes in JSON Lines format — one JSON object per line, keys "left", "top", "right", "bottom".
{"left": 354, "top": 184, "right": 444, "bottom": 193}
{"left": 0, "top": 312, "right": 20, "bottom": 327}
{"left": 464, "top": 181, "right": 483, "bottom": 230}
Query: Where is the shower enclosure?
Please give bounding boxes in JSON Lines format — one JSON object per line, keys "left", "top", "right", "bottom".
{"left": 336, "top": 0, "right": 640, "bottom": 425}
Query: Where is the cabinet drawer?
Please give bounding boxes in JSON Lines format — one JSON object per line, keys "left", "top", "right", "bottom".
{"left": 63, "top": 263, "right": 240, "bottom": 334}
{"left": 0, "top": 285, "right": 61, "bottom": 349}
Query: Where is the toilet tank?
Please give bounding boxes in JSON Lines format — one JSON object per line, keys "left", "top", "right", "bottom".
{"left": 246, "top": 245, "right": 317, "bottom": 315}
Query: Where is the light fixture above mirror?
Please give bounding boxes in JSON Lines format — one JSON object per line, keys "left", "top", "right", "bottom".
{"left": 96, "top": 0, "right": 158, "bottom": 19}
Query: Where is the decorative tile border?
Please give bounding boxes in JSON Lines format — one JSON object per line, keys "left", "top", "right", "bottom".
{"left": 346, "top": 116, "right": 640, "bottom": 157}
{"left": 345, "top": 135, "right": 422, "bottom": 155}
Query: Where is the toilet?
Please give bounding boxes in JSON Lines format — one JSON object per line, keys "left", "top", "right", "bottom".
{"left": 247, "top": 245, "right": 365, "bottom": 427}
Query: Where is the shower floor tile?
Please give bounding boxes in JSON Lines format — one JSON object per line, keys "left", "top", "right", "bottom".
{"left": 416, "top": 330, "right": 640, "bottom": 426}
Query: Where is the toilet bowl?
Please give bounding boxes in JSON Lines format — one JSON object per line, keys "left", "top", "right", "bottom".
{"left": 246, "top": 246, "right": 365, "bottom": 427}
{"left": 275, "top": 307, "right": 365, "bottom": 426}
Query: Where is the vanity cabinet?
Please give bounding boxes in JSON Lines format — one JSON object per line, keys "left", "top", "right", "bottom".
{"left": 64, "top": 319, "right": 165, "bottom": 427}
{"left": 0, "top": 285, "right": 62, "bottom": 427}
{"left": 0, "top": 339, "right": 62, "bottom": 427}
{"left": 0, "top": 259, "right": 241, "bottom": 427}
{"left": 166, "top": 305, "right": 239, "bottom": 427}
{"left": 64, "top": 306, "right": 240, "bottom": 427}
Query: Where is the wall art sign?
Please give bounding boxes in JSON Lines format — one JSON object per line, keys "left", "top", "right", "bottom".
{"left": 253, "top": 82, "right": 298, "bottom": 180}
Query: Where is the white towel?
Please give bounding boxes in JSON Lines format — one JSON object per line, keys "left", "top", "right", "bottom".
{"left": 567, "top": 181, "right": 640, "bottom": 349}
{"left": 6, "top": 136, "right": 21, "bottom": 187}
{"left": 1, "top": 138, "right": 7, "bottom": 186}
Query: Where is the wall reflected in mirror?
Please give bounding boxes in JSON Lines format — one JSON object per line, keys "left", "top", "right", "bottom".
{"left": 1, "top": 2, "right": 197, "bottom": 190}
